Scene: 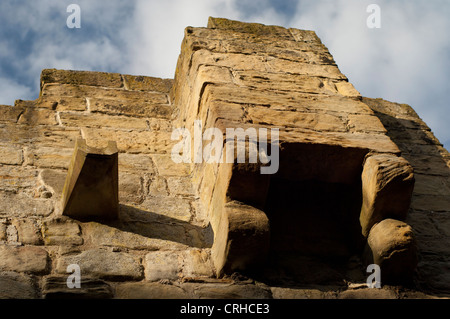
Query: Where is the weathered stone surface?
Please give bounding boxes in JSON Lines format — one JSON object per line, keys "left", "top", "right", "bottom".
{"left": 167, "top": 176, "right": 195, "bottom": 196}
{"left": 271, "top": 287, "right": 334, "bottom": 299}
{"left": 140, "top": 196, "right": 192, "bottom": 222}
{"left": 338, "top": 288, "right": 398, "bottom": 299}
{"left": 0, "top": 105, "right": 24, "bottom": 122}
{"left": 42, "top": 218, "right": 83, "bottom": 246}
{"left": 364, "top": 219, "right": 418, "bottom": 283}
{"left": 59, "top": 112, "right": 148, "bottom": 130}
{"left": 119, "top": 171, "right": 143, "bottom": 204}
{"left": 43, "top": 275, "right": 114, "bottom": 299}
{"left": 181, "top": 249, "right": 215, "bottom": 278}
{"left": 152, "top": 154, "right": 192, "bottom": 176}
{"left": 17, "top": 107, "right": 57, "bottom": 125}
{"left": 148, "top": 176, "right": 169, "bottom": 196}
{"left": 25, "top": 146, "right": 73, "bottom": 169}
{"left": 81, "top": 128, "right": 173, "bottom": 154}
{"left": 123, "top": 74, "right": 173, "bottom": 93}
{"left": 11, "top": 218, "right": 43, "bottom": 245}
{"left": 212, "top": 201, "right": 270, "bottom": 276}
{"left": 0, "top": 144, "right": 23, "bottom": 165}
{"left": 82, "top": 221, "right": 189, "bottom": 251}
{"left": 0, "top": 220, "right": 6, "bottom": 241}
{"left": 0, "top": 124, "right": 82, "bottom": 148}
{"left": 39, "top": 169, "right": 66, "bottom": 198}
{"left": 0, "top": 191, "right": 53, "bottom": 218}
{"left": 144, "top": 250, "right": 180, "bottom": 281}
{"left": 0, "top": 245, "right": 48, "bottom": 274}
{"left": 89, "top": 97, "right": 171, "bottom": 118}
{"left": 115, "top": 282, "right": 188, "bottom": 299}
{"left": 41, "top": 69, "right": 123, "bottom": 88}
{"left": 118, "top": 153, "right": 155, "bottom": 173}
{"left": 182, "top": 282, "right": 272, "bottom": 299}
{"left": 56, "top": 249, "right": 143, "bottom": 280}
{"left": 360, "top": 154, "right": 415, "bottom": 237}
{"left": 0, "top": 165, "right": 38, "bottom": 192}
{"left": 0, "top": 271, "right": 38, "bottom": 299}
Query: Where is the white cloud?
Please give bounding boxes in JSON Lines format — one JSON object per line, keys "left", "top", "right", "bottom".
{"left": 0, "top": 77, "right": 34, "bottom": 105}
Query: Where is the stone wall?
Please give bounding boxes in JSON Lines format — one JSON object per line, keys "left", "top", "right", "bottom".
{"left": 0, "top": 17, "right": 449, "bottom": 299}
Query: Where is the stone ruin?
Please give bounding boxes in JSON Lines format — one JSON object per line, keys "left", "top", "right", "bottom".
{"left": 0, "top": 17, "right": 449, "bottom": 299}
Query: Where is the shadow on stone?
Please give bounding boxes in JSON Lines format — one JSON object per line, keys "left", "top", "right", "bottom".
{"left": 97, "top": 204, "right": 214, "bottom": 249}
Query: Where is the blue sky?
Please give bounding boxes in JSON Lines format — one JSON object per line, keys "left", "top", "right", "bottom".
{"left": 0, "top": 0, "right": 449, "bottom": 149}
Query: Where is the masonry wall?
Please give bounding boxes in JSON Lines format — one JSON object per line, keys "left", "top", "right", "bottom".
{"left": 0, "top": 18, "right": 448, "bottom": 299}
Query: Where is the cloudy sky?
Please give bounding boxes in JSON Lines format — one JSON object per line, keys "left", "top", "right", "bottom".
{"left": 0, "top": 0, "right": 449, "bottom": 148}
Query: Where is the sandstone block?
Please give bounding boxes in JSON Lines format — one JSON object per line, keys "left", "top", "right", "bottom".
{"left": 56, "top": 249, "right": 143, "bottom": 280}
{"left": 0, "top": 165, "right": 38, "bottom": 192}
{"left": 360, "top": 154, "right": 415, "bottom": 237}
{"left": 39, "top": 169, "right": 66, "bottom": 198}
{"left": 182, "top": 282, "right": 272, "bottom": 299}
{"left": 41, "top": 69, "right": 123, "bottom": 88}
{"left": 148, "top": 176, "right": 169, "bottom": 196}
{"left": 123, "top": 74, "right": 173, "bottom": 93}
{"left": 152, "top": 154, "right": 193, "bottom": 176}
{"left": 181, "top": 249, "right": 215, "bottom": 278}
{"left": 81, "top": 128, "right": 173, "bottom": 154}
{"left": 208, "top": 17, "right": 293, "bottom": 40}
{"left": 140, "top": 196, "right": 192, "bottom": 222}
{"left": 42, "top": 275, "right": 114, "bottom": 299}
{"left": 0, "top": 105, "right": 24, "bottom": 122}
{"left": 11, "top": 218, "right": 43, "bottom": 245}
{"left": 89, "top": 97, "right": 172, "bottom": 118}
{"left": 119, "top": 171, "right": 143, "bottom": 204}
{"left": 25, "top": 146, "right": 73, "bottom": 169}
{"left": 42, "top": 218, "right": 83, "bottom": 246}
{"left": 0, "top": 144, "right": 23, "bottom": 165}
{"left": 212, "top": 201, "right": 270, "bottom": 276}
{"left": 0, "top": 192, "right": 53, "bottom": 218}
{"left": 364, "top": 219, "right": 418, "bottom": 283}
{"left": 0, "top": 271, "right": 38, "bottom": 299}
{"left": 145, "top": 250, "right": 180, "bottom": 281}
{"left": 17, "top": 107, "right": 57, "bottom": 126}
{"left": 115, "top": 282, "right": 188, "bottom": 299}
{"left": 167, "top": 176, "right": 195, "bottom": 196}
{"left": 118, "top": 153, "right": 155, "bottom": 173}
{"left": 338, "top": 288, "right": 398, "bottom": 299}
{"left": 38, "top": 96, "right": 87, "bottom": 111}
{"left": 82, "top": 221, "right": 189, "bottom": 251}
{"left": 0, "top": 245, "right": 49, "bottom": 274}
{"left": 271, "top": 287, "right": 331, "bottom": 299}
{"left": 59, "top": 112, "right": 148, "bottom": 130}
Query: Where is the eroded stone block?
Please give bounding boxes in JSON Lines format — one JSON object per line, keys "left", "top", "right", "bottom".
{"left": 212, "top": 201, "right": 270, "bottom": 276}
{"left": 364, "top": 219, "right": 418, "bottom": 283}
{"left": 360, "top": 154, "right": 415, "bottom": 237}
{"left": 61, "top": 138, "right": 118, "bottom": 221}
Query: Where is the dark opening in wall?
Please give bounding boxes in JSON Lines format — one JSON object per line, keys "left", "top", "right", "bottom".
{"left": 249, "top": 143, "right": 368, "bottom": 286}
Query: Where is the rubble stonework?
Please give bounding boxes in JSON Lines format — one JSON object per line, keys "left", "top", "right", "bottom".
{"left": 0, "top": 17, "right": 449, "bottom": 299}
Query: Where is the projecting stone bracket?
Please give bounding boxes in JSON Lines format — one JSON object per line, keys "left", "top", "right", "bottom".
{"left": 60, "top": 138, "right": 119, "bottom": 221}
{"left": 212, "top": 201, "right": 270, "bottom": 277}
{"left": 360, "top": 153, "right": 418, "bottom": 282}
